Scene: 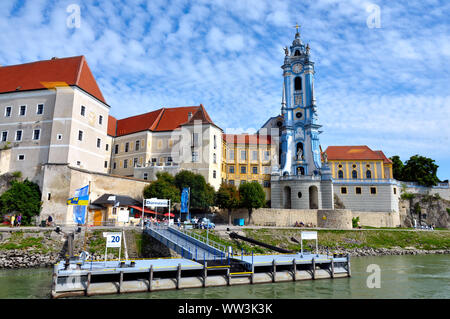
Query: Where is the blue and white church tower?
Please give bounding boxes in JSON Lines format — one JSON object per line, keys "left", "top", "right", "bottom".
{"left": 268, "top": 27, "right": 334, "bottom": 210}
{"left": 280, "top": 27, "right": 321, "bottom": 177}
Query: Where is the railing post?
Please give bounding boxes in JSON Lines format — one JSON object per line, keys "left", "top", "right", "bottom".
{"left": 119, "top": 271, "right": 124, "bottom": 294}
{"left": 292, "top": 258, "right": 296, "bottom": 281}
{"left": 148, "top": 265, "right": 153, "bottom": 292}
{"left": 86, "top": 272, "right": 91, "bottom": 296}
{"left": 176, "top": 263, "right": 182, "bottom": 289}
{"left": 312, "top": 258, "right": 316, "bottom": 280}
{"left": 272, "top": 259, "right": 276, "bottom": 283}
{"left": 227, "top": 268, "right": 231, "bottom": 286}
{"left": 203, "top": 262, "right": 207, "bottom": 288}
{"left": 331, "top": 259, "right": 335, "bottom": 279}
{"left": 346, "top": 254, "right": 351, "bottom": 277}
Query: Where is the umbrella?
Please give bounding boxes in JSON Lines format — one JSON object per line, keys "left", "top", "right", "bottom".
{"left": 164, "top": 213, "right": 175, "bottom": 217}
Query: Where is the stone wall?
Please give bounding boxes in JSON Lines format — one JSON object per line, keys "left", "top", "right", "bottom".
{"left": 217, "top": 207, "right": 400, "bottom": 229}
{"left": 40, "top": 164, "right": 149, "bottom": 225}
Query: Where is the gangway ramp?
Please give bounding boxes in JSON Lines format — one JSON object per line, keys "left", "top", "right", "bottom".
{"left": 145, "top": 225, "right": 227, "bottom": 262}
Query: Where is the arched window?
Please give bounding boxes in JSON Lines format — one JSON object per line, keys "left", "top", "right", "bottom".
{"left": 338, "top": 170, "right": 344, "bottom": 179}
{"left": 294, "top": 50, "right": 300, "bottom": 56}
{"left": 294, "top": 77, "right": 302, "bottom": 91}
{"left": 352, "top": 170, "right": 358, "bottom": 179}
{"left": 366, "top": 170, "right": 372, "bottom": 179}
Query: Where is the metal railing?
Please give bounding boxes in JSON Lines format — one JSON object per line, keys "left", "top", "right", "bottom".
{"left": 175, "top": 226, "right": 227, "bottom": 254}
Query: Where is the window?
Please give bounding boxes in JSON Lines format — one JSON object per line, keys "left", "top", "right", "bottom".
{"left": 341, "top": 187, "right": 347, "bottom": 194}
{"left": 151, "top": 158, "right": 157, "bottom": 163}
{"left": 263, "top": 151, "right": 270, "bottom": 161}
{"left": 135, "top": 140, "right": 140, "bottom": 151}
{"left": 393, "top": 188, "right": 397, "bottom": 195}
{"left": 5, "top": 106, "right": 11, "bottom": 117}
{"left": 370, "top": 187, "right": 377, "bottom": 195}
{"left": 192, "top": 133, "right": 199, "bottom": 147}
{"left": 106, "top": 144, "right": 109, "bottom": 151}
{"left": 81, "top": 105, "right": 85, "bottom": 116}
{"left": 213, "top": 153, "right": 217, "bottom": 163}
{"left": 294, "top": 77, "right": 302, "bottom": 91}
{"left": 1, "top": 131, "right": 7, "bottom": 142}
{"left": 264, "top": 181, "right": 271, "bottom": 188}
{"left": 19, "top": 105, "right": 26, "bottom": 116}
{"left": 112, "top": 207, "right": 117, "bottom": 216}
{"left": 99, "top": 115, "right": 103, "bottom": 125}
{"left": 47, "top": 193, "right": 51, "bottom": 201}
{"left": 252, "top": 166, "right": 258, "bottom": 174}
{"left": 264, "top": 166, "right": 270, "bottom": 174}
{"left": 356, "top": 187, "right": 362, "bottom": 194}
{"left": 294, "top": 50, "right": 300, "bottom": 56}
{"left": 167, "top": 156, "right": 173, "bottom": 162}
{"left": 240, "top": 150, "right": 246, "bottom": 160}
{"left": 104, "top": 161, "right": 108, "bottom": 168}
{"left": 214, "top": 135, "right": 217, "bottom": 149}
{"left": 37, "top": 104, "right": 44, "bottom": 115}
{"left": 229, "top": 166, "right": 235, "bottom": 174}
{"left": 113, "top": 162, "right": 117, "bottom": 169}
{"left": 228, "top": 150, "right": 235, "bottom": 160}
{"left": 114, "top": 144, "right": 119, "bottom": 154}
{"left": 133, "top": 158, "right": 138, "bottom": 167}
{"left": 229, "top": 180, "right": 235, "bottom": 185}
{"left": 143, "top": 173, "right": 148, "bottom": 180}
{"left": 15, "top": 130, "right": 23, "bottom": 141}
{"left": 213, "top": 170, "right": 216, "bottom": 179}
{"left": 78, "top": 130, "right": 83, "bottom": 141}
{"left": 125, "top": 142, "right": 129, "bottom": 152}
{"left": 240, "top": 166, "right": 246, "bottom": 174}
{"left": 124, "top": 159, "right": 128, "bottom": 168}
{"left": 252, "top": 150, "right": 258, "bottom": 161}
{"left": 77, "top": 161, "right": 81, "bottom": 166}
{"left": 97, "top": 138, "right": 101, "bottom": 148}
{"left": 298, "top": 191, "right": 302, "bottom": 198}
{"left": 33, "top": 129, "right": 40, "bottom": 140}
{"left": 192, "top": 151, "right": 198, "bottom": 162}
{"left": 296, "top": 112, "right": 302, "bottom": 119}
{"left": 352, "top": 170, "right": 358, "bottom": 179}
{"left": 366, "top": 170, "right": 372, "bottom": 179}
{"left": 338, "top": 170, "right": 344, "bottom": 179}
{"left": 57, "top": 134, "right": 63, "bottom": 140}
{"left": 18, "top": 154, "right": 25, "bottom": 161}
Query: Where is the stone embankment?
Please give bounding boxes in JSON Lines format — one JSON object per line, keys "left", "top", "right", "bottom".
{"left": 327, "top": 247, "right": 450, "bottom": 257}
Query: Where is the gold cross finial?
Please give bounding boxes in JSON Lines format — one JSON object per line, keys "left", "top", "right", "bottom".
{"left": 293, "top": 23, "right": 300, "bottom": 33}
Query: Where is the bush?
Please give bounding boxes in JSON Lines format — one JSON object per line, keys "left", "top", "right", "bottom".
{"left": 352, "top": 217, "right": 360, "bottom": 228}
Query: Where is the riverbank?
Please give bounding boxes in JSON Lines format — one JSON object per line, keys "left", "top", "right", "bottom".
{"left": 0, "top": 226, "right": 449, "bottom": 268}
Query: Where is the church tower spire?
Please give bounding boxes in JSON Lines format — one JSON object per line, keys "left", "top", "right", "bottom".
{"left": 279, "top": 27, "right": 323, "bottom": 176}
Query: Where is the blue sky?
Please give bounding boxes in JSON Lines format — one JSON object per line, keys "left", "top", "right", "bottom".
{"left": 1, "top": 0, "right": 449, "bottom": 180}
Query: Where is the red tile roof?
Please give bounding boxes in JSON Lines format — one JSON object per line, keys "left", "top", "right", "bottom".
{"left": 223, "top": 134, "right": 273, "bottom": 145}
{"left": 324, "top": 145, "right": 391, "bottom": 163}
{"left": 107, "top": 115, "right": 117, "bottom": 137}
{"left": 112, "top": 105, "right": 219, "bottom": 137}
{"left": 0, "top": 56, "right": 107, "bottom": 105}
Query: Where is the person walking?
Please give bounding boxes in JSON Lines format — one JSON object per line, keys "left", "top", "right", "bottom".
{"left": 17, "top": 214, "right": 22, "bottom": 227}
{"left": 10, "top": 214, "right": 15, "bottom": 228}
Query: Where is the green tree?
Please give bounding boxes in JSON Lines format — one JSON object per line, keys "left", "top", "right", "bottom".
{"left": 0, "top": 179, "right": 42, "bottom": 225}
{"left": 143, "top": 172, "right": 180, "bottom": 207}
{"left": 174, "top": 170, "right": 214, "bottom": 211}
{"left": 238, "top": 181, "right": 266, "bottom": 225}
{"left": 215, "top": 183, "right": 240, "bottom": 225}
{"left": 402, "top": 155, "right": 440, "bottom": 187}
{"left": 390, "top": 155, "right": 404, "bottom": 180}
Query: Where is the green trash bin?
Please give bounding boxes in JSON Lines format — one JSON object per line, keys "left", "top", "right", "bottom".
{"left": 41, "top": 220, "right": 46, "bottom": 227}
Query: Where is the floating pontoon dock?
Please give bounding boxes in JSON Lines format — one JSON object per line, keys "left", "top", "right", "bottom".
{"left": 51, "top": 226, "right": 351, "bottom": 298}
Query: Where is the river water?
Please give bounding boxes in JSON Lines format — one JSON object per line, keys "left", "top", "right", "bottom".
{"left": 0, "top": 254, "right": 448, "bottom": 299}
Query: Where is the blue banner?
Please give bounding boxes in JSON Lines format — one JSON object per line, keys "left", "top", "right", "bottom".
{"left": 180, "top": 188, "right": 189, "bottom": 213}
{"left": 73, "top": 205, "right": 86, "bottom": 224}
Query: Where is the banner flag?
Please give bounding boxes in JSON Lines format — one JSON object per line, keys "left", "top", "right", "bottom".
{"left": 67, "top": 185, "right": 89, "bottom": 205}
{"left": 73, "top": 205, "right": 86, "bottom": 224}
{"left": 180, "top": 188, "right": 189, "bottom": 213}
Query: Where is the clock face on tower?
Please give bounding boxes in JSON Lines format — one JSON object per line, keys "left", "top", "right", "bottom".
{"left": 292, "top": 63, "right": 303, "bottom": 73}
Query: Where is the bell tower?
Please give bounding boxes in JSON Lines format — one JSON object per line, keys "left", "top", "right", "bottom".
{"left": 280, "top": 25, "right": 322, "bottom": 176}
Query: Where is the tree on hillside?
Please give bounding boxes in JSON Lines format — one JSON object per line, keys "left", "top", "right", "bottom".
{"left": 215, "top": 183, "right": 240, "bottom": 225}
{"left": 390, "top": 155, "right": 404, "bottom": 181}
{"left": 143, "top": 172, "right": 180, "bottom": 207}
{"left": 402, "top": 155, "right": 440, "bottom": 187}
{"left": 0, "top": 179, "right": 42, "bottom": 225}
{"left": 238, "top": 181, "right": 266, "bottom": 225}
{"left": 174, "top": 170, "right": 215, "bottom": 211}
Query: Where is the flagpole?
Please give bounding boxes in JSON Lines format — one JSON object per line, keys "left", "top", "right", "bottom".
{"left": 82, "top": 181, "right": 91, "bottom": 259}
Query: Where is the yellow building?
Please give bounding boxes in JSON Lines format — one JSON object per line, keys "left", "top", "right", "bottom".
{"left": 324, "top": 145, "right": 393, "bottom": 181}
{"left": 222, "top": 134, "right": 276, "bottom": 199}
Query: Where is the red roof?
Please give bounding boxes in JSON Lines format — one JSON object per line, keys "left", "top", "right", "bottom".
{"left": 223, "top": 134, "right": 273, "bottom": 145}
{"left": 112, "top": 105, "right": 218, "bottom": 137}
{"left": 107, "top": 115, "right": 117, "bottom": 137}
{"left": 128, "top": 205, "right": 161, "bottom": 215}
{"left": 0, "top": 56, "right": 107, "bottom": 104}
{"left": 324, "top": 146, "right": 391, "bottom": 163}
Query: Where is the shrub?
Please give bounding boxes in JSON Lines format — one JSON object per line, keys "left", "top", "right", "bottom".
{"left": 352, "top": 216, "right": 360, "bottom": 228}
